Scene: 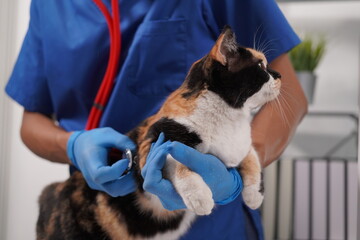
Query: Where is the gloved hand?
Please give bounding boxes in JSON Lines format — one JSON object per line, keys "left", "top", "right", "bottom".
{"left": 67, "top": 127, "right": 137, "bottom": 197}
{"left": 142, "top": 133, "right": 243, "bottom": 211}
{"left": 141, "top": 133, "right": 186, "bottom": 210}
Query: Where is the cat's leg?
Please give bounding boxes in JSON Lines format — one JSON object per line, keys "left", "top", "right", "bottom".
{"left": 239, "top": 147, "right": 264, "bottom": 209}
{"left": 164, "top": 154, "right": 214, "bottom": 215}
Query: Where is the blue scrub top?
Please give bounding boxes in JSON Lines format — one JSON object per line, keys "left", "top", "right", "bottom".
{"left": 6, "top": 0, "right": 300, "bottom": 239}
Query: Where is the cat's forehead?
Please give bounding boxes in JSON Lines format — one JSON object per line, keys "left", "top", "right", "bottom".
{"left": 246, "top": 48, "right": 268, "bottom": 65}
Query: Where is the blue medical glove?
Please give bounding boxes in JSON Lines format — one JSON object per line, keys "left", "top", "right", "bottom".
{"left": 142, "top": 133, "right": 186, "bottom": 210}
{"left": 67, "top": 127, "right": 137, "bottom": 197}
{"left": 142, "top": 133, "right": 243, "bottom": 211}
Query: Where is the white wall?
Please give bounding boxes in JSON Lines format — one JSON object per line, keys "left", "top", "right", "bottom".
{"left": 0, "top": 0, "right": 16, "bottom": 238}
{"left": 3, "top": 1, "right": 68, "bottom": 240}
{"left": 5, "top": 111, "right": 69, "bottom": 240}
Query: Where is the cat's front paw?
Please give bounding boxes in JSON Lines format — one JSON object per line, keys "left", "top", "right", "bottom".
{"left": 182, "top": 183, "right": 214, "bottom": 215}
{"left": 175, "top": 173, "right": 214, "bottom": 216}
{"left": 242, "top": 184, "right": 264, "bottom": 210}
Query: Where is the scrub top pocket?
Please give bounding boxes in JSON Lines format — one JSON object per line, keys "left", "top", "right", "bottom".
{"left": 125, "top": 19, "right": 187, "bottom": 97}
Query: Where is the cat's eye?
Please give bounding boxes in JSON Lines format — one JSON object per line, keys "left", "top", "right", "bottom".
{"left": 258, "top": 61, "right": 266, "bottom": 70}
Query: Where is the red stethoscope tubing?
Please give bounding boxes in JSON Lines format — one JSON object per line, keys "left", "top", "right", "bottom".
{"left": 86, "top": 0, "right": 121, "bottom": 130}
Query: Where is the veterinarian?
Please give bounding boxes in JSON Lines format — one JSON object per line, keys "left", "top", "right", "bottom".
{"left": 6, "top": 0, "right": 307, "bottom": 239}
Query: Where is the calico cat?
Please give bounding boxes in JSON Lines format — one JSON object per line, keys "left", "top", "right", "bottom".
{"left": 36, "top": 26, "right": 281, "bottom": 240}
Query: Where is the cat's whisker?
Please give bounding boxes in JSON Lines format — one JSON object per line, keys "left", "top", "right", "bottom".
{"left": 280, "top": 95, "right": 295, "bottom": 117}
{"left": 262, "top": 48, "right": 277, "bottom": 57}
{"left": 259, "top": 38, "right": 279, "bottom": 58}
{"left": 257, "top": 25, "right": 265, "bottom": 49}
{"left": 280, "top": 97, "right": 292, "bottom": 129}
{"left": 269, "top": 99, "right": 277, "bottom": 114}
{"left": 279, "top": 90, "right": 297, "bottom": 115}
{"left": 274, "top": 95, "right": 291, "bottom": 129}
{"left": 269, "top": 100, "right": 281, "bottom": 129}
{"left": 260, "top": 38, "right": 278, "bottom": 52}
{"left": 276, "top": 96, "right": 288, "bottom": 124}
{"left": 268, "top": 99, "right": 275, "bottom": 119}
{"left": 279, "top": 86, "right": 296, "bottom": 108}
{"left": 253, "top": 25, "right": 263, "bottom": 50}
{"left": 278, "top": 81, "right": 299, "bottom": 100}
{"left": 278, "top": 93, "right": 295, "bottom": 122}
{"left": 256, "top": 27, "right": 266, "bottom": 52}
{"left": 271, "top": 97, "right": 281, "bottom": 119}
{"left": 279, "top": 84, "right": 300, "bottom": 104}
{"left": 262, "top": 37, "right": 278, "bottom": 49}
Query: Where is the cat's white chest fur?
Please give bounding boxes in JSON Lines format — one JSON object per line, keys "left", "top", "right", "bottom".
{"left": 175, "top": 91, "right": 252, "bottom": 167}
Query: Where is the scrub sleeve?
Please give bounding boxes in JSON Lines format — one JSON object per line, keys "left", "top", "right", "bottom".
{"left": 5, "top": 0, "right": 53, "bottom": 115}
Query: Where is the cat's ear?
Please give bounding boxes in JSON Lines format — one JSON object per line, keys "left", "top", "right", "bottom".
{"left": 209, "top": 26, "right": 238, "bottom": 66}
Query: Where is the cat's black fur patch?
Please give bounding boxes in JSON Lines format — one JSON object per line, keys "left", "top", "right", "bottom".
{"left": 108, "top": 194, "right": 185, "bottom": 238}
{"left": 208, "top": 61, "right": 270, "bottom": 108}
{"left": 267, "top": 67, "right": 281, "bottom": 79}
{"left": 259, "top": 172, "right": 264, "bottom": 194}
{"left": 36, "top": 183, "right": 57, "bottom": 238}
{"left": 127, "top": 127, "right": 140, "bottom": 145}
{"left": 132, "top": 155, "right": 144, "bottom": 190}
{"left": 147, "top": 117, "right": 202, "bottom": 148}
{"left": 182, "top": 59, "right": 207, "bottom": 99}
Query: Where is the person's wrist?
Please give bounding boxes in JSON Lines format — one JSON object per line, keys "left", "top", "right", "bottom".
{"left": 66, "top": 130, "right": 86, "bottom": 169}
{"left": 55, "top": 130, "right": 73, "bottom": 164}
{"left": 215, "top": 168, "right": 243, "bottom": 205}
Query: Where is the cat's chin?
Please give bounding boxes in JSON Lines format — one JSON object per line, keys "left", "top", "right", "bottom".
{"left": 268, "top": 94, "right": 280, "bottom": 103}
{"left": 270, "top": 92, "right": 281, "bottom": 104}
{"left": 261, "top": 89, "right": 280, "bottom": 107}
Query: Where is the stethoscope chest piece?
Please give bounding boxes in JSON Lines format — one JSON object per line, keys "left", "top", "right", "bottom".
{"left": 122, "top": 149, "right": 133, "bottom": 171}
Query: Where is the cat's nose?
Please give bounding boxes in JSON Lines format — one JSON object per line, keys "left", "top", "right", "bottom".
{"left": 273, "top": 72, "right": 281, "bottom": 79}
{"left": 267, "top": 67, "right": 281, "bottom": 79}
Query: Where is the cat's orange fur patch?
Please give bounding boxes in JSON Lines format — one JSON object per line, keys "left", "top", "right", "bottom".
{"left": 71, "top": 189, "right": 85, "bottom": 205}
{"left": 239, "top": 150, "right": 262, "bottom": 186}
{"left": 138, "top": 138, "right": 152, "bottom": 169}
{"left": 136, "top": 87, "right": 199, "bottom": 169}
{"left": 176, "top": 164, "right": 192, "bottom": 178}
{"left": 54, "top": 180, "right": 66, "bottom": 195}
{"left": 209, "top": 33, "right": 226, "bottom": 65}
{"left": 96, "top": 194, "right": 131, "bottom": 240}
{"left": 68, "top": 173, "right": 86, "bottom": 205}
{"left": 46, "top": 210, "right": 58, "bottom": 237}
{"left": 246, "top": 48, "right": 268, "bottom": 66}
{"left": 40, "top": 183, "right": 65, "bottom": 237}
{"left": 161, "top": 87, "right": 199, "bottom": 118}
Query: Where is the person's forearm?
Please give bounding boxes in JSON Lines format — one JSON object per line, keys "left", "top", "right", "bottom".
{"left": 20, "top": 110, "right": 72, "bottom": 164}
{"left": 252, "top": 54, "right": 308, "bottom": 167}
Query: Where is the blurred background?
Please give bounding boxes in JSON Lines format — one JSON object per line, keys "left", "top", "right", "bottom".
{"left": 0, "top": 0, "right": 359, "bottom": 240}
{"left": 264, "top": 1, "right": 359, "bottom": 240}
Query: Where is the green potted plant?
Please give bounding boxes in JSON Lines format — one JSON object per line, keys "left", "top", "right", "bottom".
{"left": 289, "top": 36, "right": 326, "bottom": 104}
